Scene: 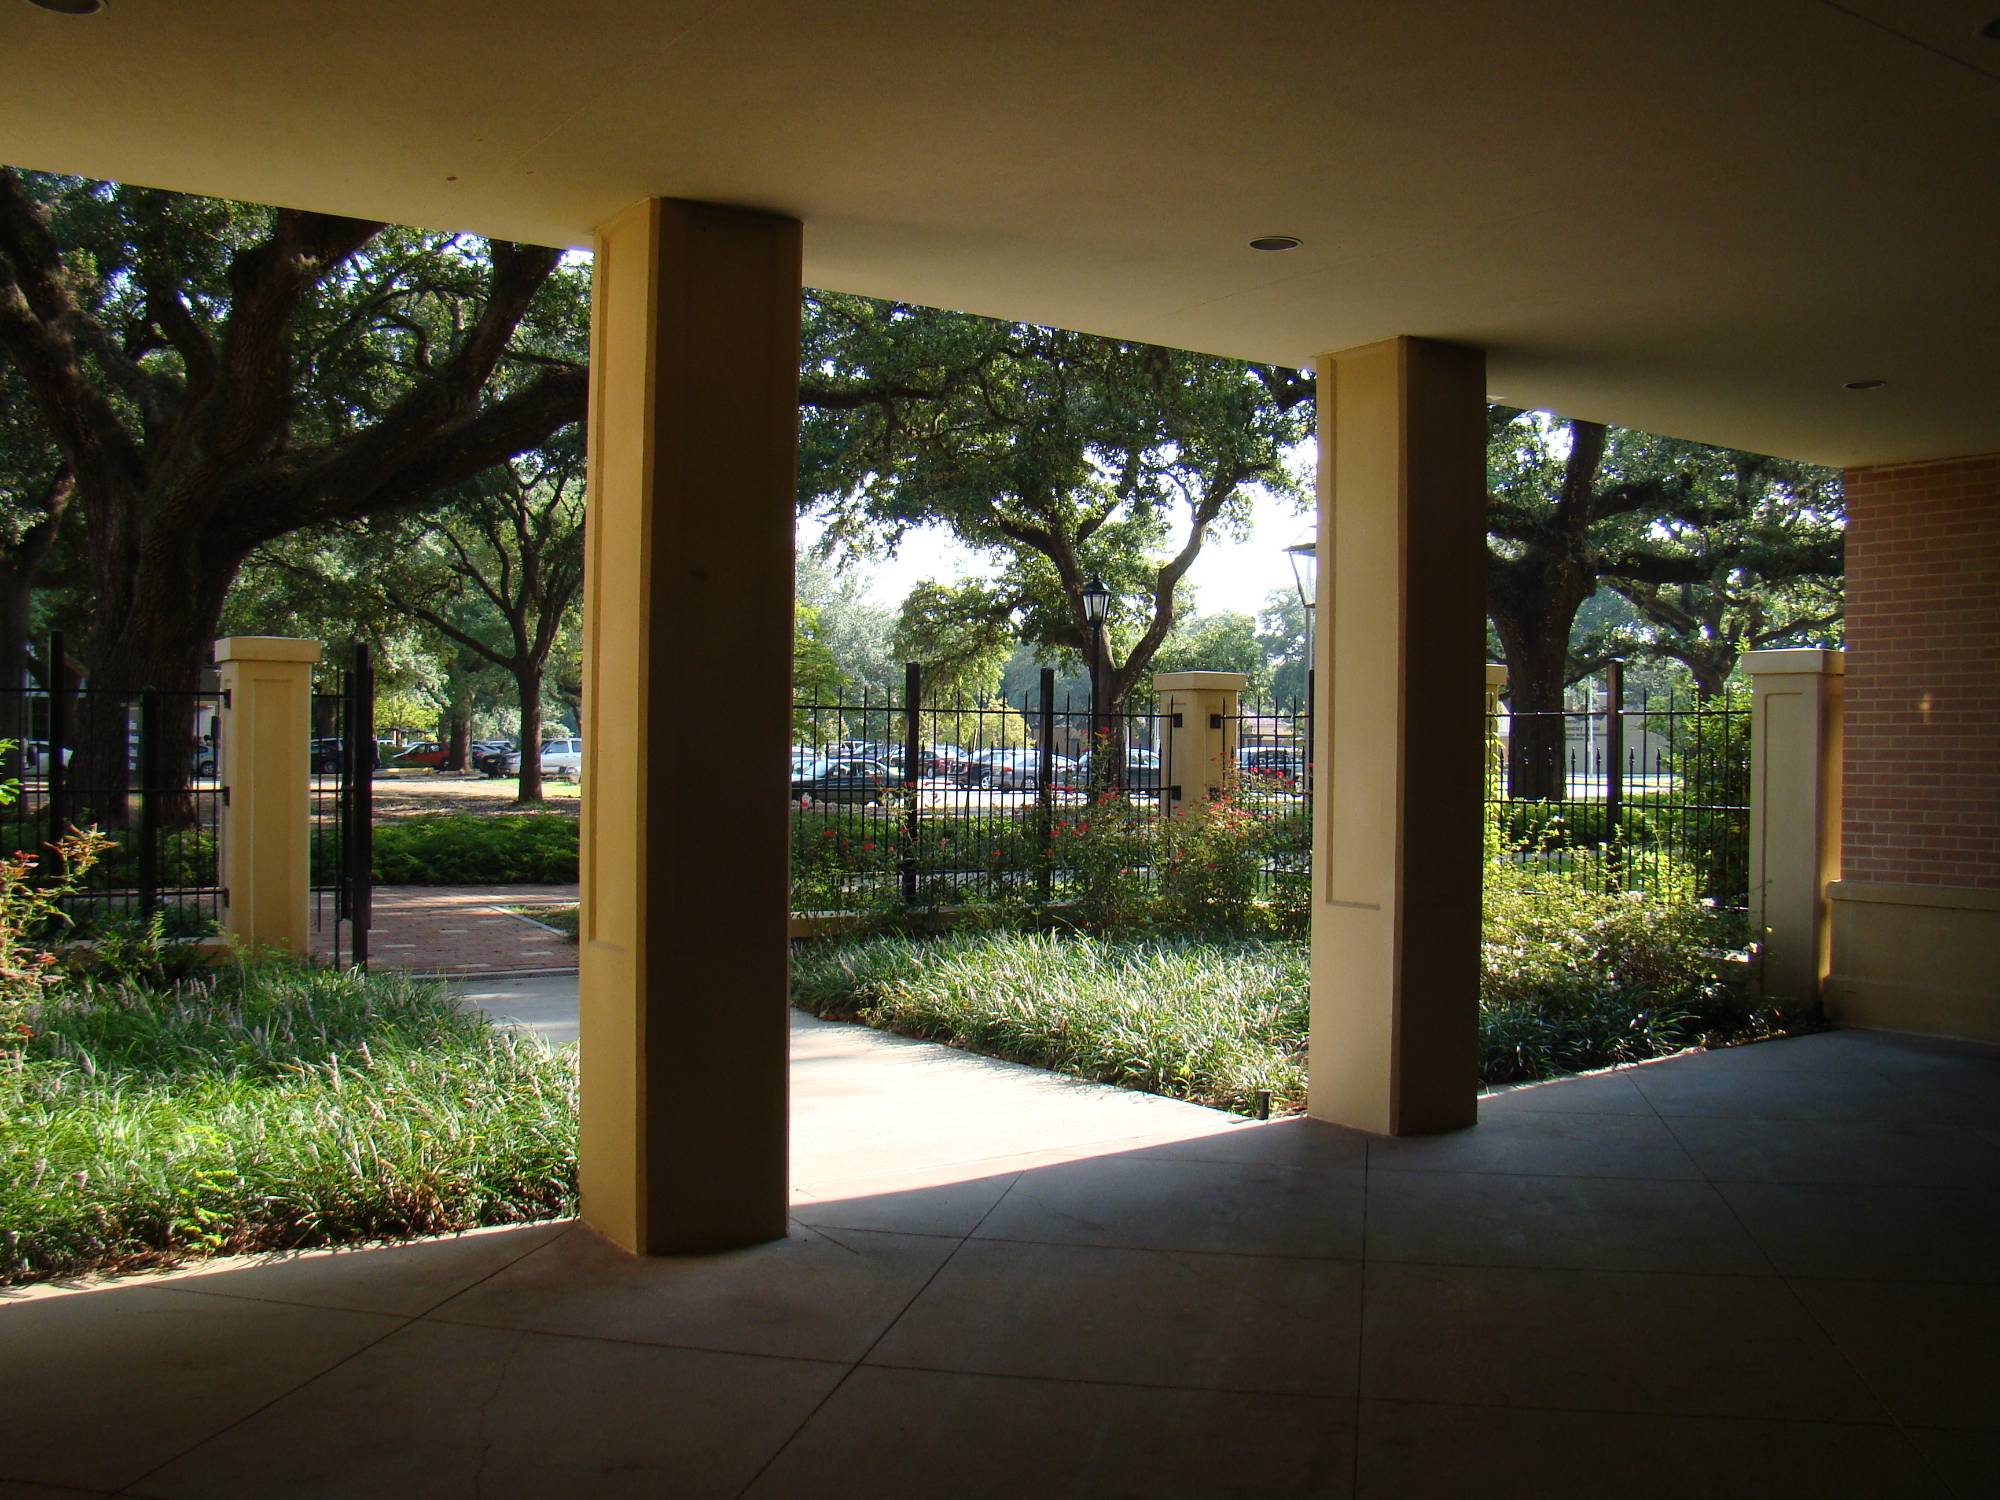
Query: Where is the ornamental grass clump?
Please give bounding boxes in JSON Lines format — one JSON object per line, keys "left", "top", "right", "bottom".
{"left": 790, "top": 928, "right": 1308, "bottom": 1114}
{"left": 794, "top": 859, "right": 1795, "bottom": 1116}
{"left": 2, "top": 963, "right": 577, "bottom": 1284}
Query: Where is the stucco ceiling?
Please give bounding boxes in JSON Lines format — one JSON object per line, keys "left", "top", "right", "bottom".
{"left": 3, "top": 0, "right": 1996, "bottom": 467}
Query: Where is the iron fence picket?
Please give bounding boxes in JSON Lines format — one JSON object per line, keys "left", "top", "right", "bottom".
{"left": 1486, "top": 669, "right": 1749, "bottom": 914}
{"left": 0, "top": 643, "right": 225, "bottom": 936}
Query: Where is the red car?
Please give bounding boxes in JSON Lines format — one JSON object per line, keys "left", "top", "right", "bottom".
{"left": 388, "top": 740, "right": 453, "bottom": 770}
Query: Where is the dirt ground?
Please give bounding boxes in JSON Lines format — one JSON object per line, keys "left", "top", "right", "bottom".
{"left": 367, "top": 770, "right": 582, "bottom": 822}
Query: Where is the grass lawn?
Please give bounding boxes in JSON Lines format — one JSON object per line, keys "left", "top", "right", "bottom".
{"left": 2, "top": 963, "right": 576, "bottom": 1284}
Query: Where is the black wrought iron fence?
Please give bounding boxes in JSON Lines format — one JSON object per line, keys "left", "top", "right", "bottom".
{"left": 791, "top": 665, "right": 1170, "bottom": 915}
{"left": 0, "top": 633, "right": 224, "bottom": 933}
{"left": 791, "top": 666, "right": 1317, "bottom": 918}
{"left": 1487, "top": 662, "right": 1749, "bottom": 912}
{"left": 1221, "top": 692, "right": 1313, "bottom": 900}
{"left": 310, "top": 642, "right": 375, "bottom": 968}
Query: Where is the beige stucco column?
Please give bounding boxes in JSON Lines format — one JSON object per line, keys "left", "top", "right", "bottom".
{"left": 1743, "top": 647, "right": 1844, "bottom": 1002}
{"left": 1308, "top": 337, "right": 1486, "bottom": 1135}
{"left": 213, "top": 636, "right": 322, "bottom": 955}
{"left": 1154, "top": 670, "right": 1247, "bottom": 817}
{"left": 579, "top": 198, "right": 801, "bottom": 1255}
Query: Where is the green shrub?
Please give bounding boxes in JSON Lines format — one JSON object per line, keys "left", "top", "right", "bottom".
{"left": 2, "top": 962, "right": 576, "bottom": 1283}
{"left": 1156, "top": 796, "right": 1263, "bottom": 934}
{"left": 368, "top": 814, "right": 579, "bottom": 884}
{"left": 1050, "top": 795, "right": 1156, "bottom": 932}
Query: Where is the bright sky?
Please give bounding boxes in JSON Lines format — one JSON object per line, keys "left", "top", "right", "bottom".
{"left": 797, "top": 458, "right": 1317, "bottom": 623}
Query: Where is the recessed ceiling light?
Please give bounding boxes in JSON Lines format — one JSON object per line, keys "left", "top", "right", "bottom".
{"left": 1843, "top": 378, "right": 1888, "bottom": 391}
{"left": 1248, "top": 235, "right": 1302, "bottom": 252}
{"left": 27, "top": 0, "right": 105, "bottom": 13}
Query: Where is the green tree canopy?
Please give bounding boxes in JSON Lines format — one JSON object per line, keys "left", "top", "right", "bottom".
{"left": 799, "top": 294, "right": 1312, "bottom": 717}
{"left": 1485, "top": 409, "right": 1841, "bottom": 795}
{"left": 0, "top": 168, "right": 589, "bottom": 805}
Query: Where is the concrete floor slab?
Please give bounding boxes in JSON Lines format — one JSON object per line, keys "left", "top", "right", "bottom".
{"left": 1359, "top": 1261, "right": 1883, "bottom": 1423}
{"left": 6, "top": 1021, "right": 1996, "bottom": 1497}
{"left": 1364, "top": 1106, "right": 1704, "bottom": 1180}
{"left": 431, "top": 1219, "right": 958, "bottom": 1364}
{"left": 0, "top": 1288, "right": 401, "bottom": 1493}
{"left": 868, "top": 1236, "right": 1365, "bottom": 1398}
{"left": 137, "top": 1318, "right": 844, "bottom": 1500}
{"left": 1362, "top": 1170, "right": 1770, "bottom": 1275}
{"left": 749, "top": 1367, "right": 1356, "bottom": 1499}
{"left": 1354, "top": 1400, "right": 1943, "bottom": 1499}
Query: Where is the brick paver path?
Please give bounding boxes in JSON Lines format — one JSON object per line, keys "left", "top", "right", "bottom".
{"left": 310, "top": 884, "right": 578, "bottom": 977}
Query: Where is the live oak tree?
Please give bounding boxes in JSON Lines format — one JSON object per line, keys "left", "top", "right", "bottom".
{"left": 265, "top": 434, "right": 587, "bottom": 802}
{"left": 799, "top": 294, "right": 1313, "bottom": 774}
{"left": 0, "top": 169, "right": 589, "bottom": 813}
{"left": 1485, "top": 409, "right": 1841, "bottom": 797}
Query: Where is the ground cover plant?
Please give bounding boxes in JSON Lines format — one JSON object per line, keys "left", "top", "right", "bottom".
{"left": 790, "top": 856, "right": 1802, "bottom": 1114}
{"left": 2, "top": 963, "right": 576, "bottom": 1283}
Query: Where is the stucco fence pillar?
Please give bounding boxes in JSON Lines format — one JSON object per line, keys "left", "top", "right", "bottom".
{"left": 1153, "top": 671, "right": 1247, "bottom": 817}
{"left": 213, "top": 636, "right": 323, "bottom": 956}
{"left": 1742, "top": 647, "right": 1843, "bottom": 1003}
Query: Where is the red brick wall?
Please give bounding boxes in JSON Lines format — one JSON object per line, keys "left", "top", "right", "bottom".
{"left": 1842, "top": 452, "right": 2000, "bottom": 889}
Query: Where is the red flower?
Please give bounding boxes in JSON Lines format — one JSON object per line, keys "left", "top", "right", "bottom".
{"left": 861, "top": 841, "right": 876, "bottom": 852}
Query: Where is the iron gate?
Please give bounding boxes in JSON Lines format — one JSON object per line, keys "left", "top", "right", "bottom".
{"left": 311, "top": 641, "right": 374, "bottom": 967}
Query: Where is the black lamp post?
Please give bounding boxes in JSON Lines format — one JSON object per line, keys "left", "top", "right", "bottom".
{"left": 1285, "top": 539, "right": 1317, "bottom": 794}
{"left": 1081, "top": 576, "right": 1110, "bottom": 773}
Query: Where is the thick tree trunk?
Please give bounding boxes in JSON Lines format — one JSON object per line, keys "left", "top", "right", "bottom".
{"left": 515, "top": 669, "right": 544, "bottom": 803}
{"left": 1491, "top": 595, "right": 1585, "bottom": 801}
{"left": 76, "top": 540, "right": 237, "bottom": 831}
{"left": 1689, "top": 655, "right": 1730, "bottom": 702}
{"left": 1091, "top": 642, "right": 1128, "bottom": 796}
{"left": 446, "top": 686, "right": 473, "bottom": 771}
{"left": 1489, "top": 538, "right": 1597, "bottom": 802}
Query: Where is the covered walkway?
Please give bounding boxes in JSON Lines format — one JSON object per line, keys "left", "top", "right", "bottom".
{"left": 4, "top": 1015, "right": 1995, "bottom": 1497}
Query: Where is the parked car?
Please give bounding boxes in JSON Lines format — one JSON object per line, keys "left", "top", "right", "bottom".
{"left": 792, "top": 756, "right": 892, "bottom": 806}
{"left": 310, "top": 736, "right": 345, "bottom": 774}
{"left": 472, "top": 739, "right": 518, "bottom": 776}
{"left": 192, "top": 743, "right": 218, "bottom": 776}
{"left": 1238, "top": 745, "right": 1305, "bottom": 786}
{"left": 1074, "top": 747, "right": 1161, "bottom": 792}
{"left": 389, "top": 740, "right": 453, "bottom": 771}
{"left": 503, "top": 737, "right": 582, "bottom": 781}
{"left": 959, "top": 747, "right": 1075, "bottom": 792}
{"left": 929, "top": 743, "right": 972, "bottom": 777}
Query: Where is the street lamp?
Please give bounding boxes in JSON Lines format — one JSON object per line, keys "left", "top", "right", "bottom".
{"left": 1284, "top": 539, "right": 1317, "bottom": 680}
{"left": 1284, "top": 539, "right": 1316, "bottom": 792}
{"left": 1081, "top": 576, "right": 1110, "bottom": 777}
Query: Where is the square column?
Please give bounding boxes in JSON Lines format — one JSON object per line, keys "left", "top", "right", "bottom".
{"left": 580, "top": 199, "right": 802, "bottom": 1254}
{"left": 213, "top": 636, "right": 322, "bottom": 956}
{"left": 1743, "top": 648, "right": 1843, "bottom": 1002}
{"left": 1308, "top": 337, "right": 1486, "bottom": 1135}
{"left": 1153, "top": 670, "right": 1247, "bottom": 817}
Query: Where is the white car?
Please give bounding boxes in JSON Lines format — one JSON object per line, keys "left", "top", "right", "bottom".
{"left": 503, "top": 737, "right": 582, "bottom": 781}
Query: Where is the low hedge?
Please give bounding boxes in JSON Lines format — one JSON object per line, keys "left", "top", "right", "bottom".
{"left": 367, "top": 814, "right": 579, "bottom": 885}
